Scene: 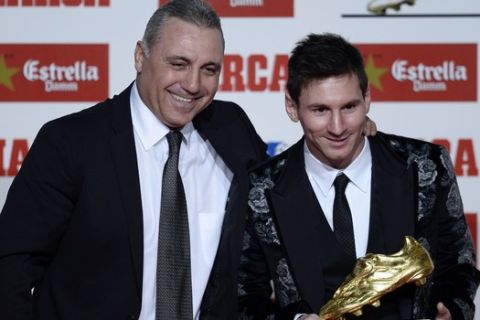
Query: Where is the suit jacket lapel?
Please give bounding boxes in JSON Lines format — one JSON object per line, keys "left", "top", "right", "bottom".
{"left": 270, "top": 139, "right": 326, "bottom": 312}
{"left": 109, "top": 84, "right": 144, "bottom": 297}
{"left": 368, "top": 135, "right": 416, "bottom": 254}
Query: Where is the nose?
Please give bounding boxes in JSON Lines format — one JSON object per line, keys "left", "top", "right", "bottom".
{"left": 328, "top": 111, "right": 346, "bottom": 136}
{"left": 182, "top": 68, "right": 201, "bottom": 94}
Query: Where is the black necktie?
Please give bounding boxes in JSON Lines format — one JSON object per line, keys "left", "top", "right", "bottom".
{"left": 156, "top": 131, "right": 193, "bottom": 320}
{"left": 333, "top": 173, "right": 356, "bottom": 260}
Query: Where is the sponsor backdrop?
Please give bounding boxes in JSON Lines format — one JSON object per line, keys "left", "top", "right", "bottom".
{"left": 1, "top": 0, "right": 479, "bottom": 315}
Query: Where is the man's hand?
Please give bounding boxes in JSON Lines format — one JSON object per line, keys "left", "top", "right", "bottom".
{"left": 435, "top": 302, "right": 452, "bottom": 320}
{"left": 363, "top": 116, "right": 377, "bottom": 136}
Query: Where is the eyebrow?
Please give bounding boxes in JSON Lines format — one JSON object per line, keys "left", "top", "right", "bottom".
{"left": 305, "top": 98, "right": 363, "bottom": 110}
{"left": 166, "top": 56, "right": 190, "bottom": 63}
{"left": 166, "top": 55, "right": 221, "bottom": 70}
{"left": 342, "top": 98, "right": 363, "bottom": 106}
{"left": 305, "top": 103, "right": 329, "bottom": 109}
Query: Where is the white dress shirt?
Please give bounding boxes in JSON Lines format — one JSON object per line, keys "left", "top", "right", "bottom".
{"left": 304, "top": 138, "right": 372, "bottom": 258}
{"left": 130, "top": 82, "right": 233, "bottom": 320}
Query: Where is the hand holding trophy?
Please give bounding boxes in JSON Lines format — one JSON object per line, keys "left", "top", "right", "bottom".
{"left": 319, "top": 236, "right": 434, "bottom": 320}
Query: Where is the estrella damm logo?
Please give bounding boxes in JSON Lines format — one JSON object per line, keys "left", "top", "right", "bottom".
{"left": 356, "top": 44, "right": 477, "bottom": 102}
{"left": 0, "top": 44, "right": 108, "bottom": 102}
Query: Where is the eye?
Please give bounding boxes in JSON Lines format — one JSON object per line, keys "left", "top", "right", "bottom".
{"left": 165, "top": 55, "right": 192, "bottom": 70}
{"left": 343, "top": 103, "right": 358, "bottom": 113}
{"left": 312, "top": 106, "right": 328, "bottom": 114}
{"left": 169, "top": 60, "right": 187, "bottom": 69}
{"left": 203, "top": 65, "right": 220, "bottom": 76}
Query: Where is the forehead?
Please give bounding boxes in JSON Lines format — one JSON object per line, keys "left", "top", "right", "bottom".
{"left": 153, "top": 17, "right": 224, "bottom": 60}
{"left": 299, "top": 74, "right": 363, "bottom": 105}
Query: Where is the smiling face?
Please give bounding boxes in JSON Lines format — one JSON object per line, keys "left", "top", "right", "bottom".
{"left": 134, "top": 17, "right": 224, "bottom": 129}
{"left": 286, "top": 73, "right": 370, "bottom": 169}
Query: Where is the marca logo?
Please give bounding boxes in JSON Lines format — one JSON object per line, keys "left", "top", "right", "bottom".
{"left": 0, "top": 138, "right": 29, "bottom": 177}
{"left": 356, "top": 44, "right": 477, "bottom": 102}
{"left": 159, "top": 0, "right": 294, "bottom": 17}
{"left": 0, "top": 44, "right": 108, "bottom": 102}
{"left": 220, "top": 54, "right": 288, "bottom": 92}
{"left": 0, "top": 0, "right": 109, "bottom": 7}
{"left": 433, "top": 138, "right": 478, "bottom": 177}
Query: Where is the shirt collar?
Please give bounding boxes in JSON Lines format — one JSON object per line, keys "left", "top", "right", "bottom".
{"left": 343, "top": 138, "right": 372, "bottom": 193}
{"left": 304, "top": 137, "right": 372, "bottom": 196}
{"left": 130, "top": 81, "right": 194, "bottom": 150}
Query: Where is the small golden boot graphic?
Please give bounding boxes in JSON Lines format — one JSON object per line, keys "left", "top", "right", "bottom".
{"left": 367, "top": 0, "right": 416, "bottom": 15}
{"left": 319, "top": 236, "right": 433, "bottom": 320}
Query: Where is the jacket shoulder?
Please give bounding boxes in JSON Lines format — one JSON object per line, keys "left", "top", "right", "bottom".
{"left": 249, "top": 146, "right": 290, "bottom": 184}
{"left": 38, "top": 86, "right": 131, "bottom": 141}
{"left": 195, "top": 99, "right": 249, "bottom": 127}
{"left": 194, "top": 99, "right": 267, "bottom": 166}
{"left": 43, "top": 91, "right": 122, "bottom": 129}
{"left": 375, "top": 131, "right": 447, "bottom": 161}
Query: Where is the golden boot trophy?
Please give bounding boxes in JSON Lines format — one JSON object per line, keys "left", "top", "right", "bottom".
{"left": 319, "top": 236, "right": 434, "bottom": 320}
{"left": 367, "top": 0, "right": 416, "bottom": 15}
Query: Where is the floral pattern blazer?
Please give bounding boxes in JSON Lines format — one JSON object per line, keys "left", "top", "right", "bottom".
{"left": 238, "top": 132, "right": 480, "bottom": 320}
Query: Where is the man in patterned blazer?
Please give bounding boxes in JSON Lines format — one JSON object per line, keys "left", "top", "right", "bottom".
{"left": 238, "top": 33, "right": 480, "bottom": 320}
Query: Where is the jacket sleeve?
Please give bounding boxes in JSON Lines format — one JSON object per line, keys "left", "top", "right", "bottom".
{"left": 0, "top": 121, "right": 77, "bottom": 320}
{"left": 429, "top": 146, "right": 480, "bottom": 320}
{"left": 238, "top": 211, "right": 276, "bottom": 319}
{"left": 238, "top": 170, "right": 308, "bottom": 320}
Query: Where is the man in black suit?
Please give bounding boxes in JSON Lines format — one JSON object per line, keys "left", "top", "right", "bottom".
{"left": 0, "top": 0, "right": 267, "bottom": 319}
{"left": 238, "top": 33, "right": 480, "bottom": 320}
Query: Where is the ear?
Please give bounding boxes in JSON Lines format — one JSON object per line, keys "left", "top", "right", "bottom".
{"left": 285, "top": 91, "right": 299, "bottom": 122}
{"left": 364, "top": 85, "right": 371, "bottom": 114}
{"left": 134, "top": 41, "right": 146, "bottom": 73}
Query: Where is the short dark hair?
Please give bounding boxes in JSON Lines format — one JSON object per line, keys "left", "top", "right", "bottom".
{"left": 286, "top": 33, "right": 368, "bottom": 104}
{"left": 142, "top": 0, "right": 224, "bottom": 55}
